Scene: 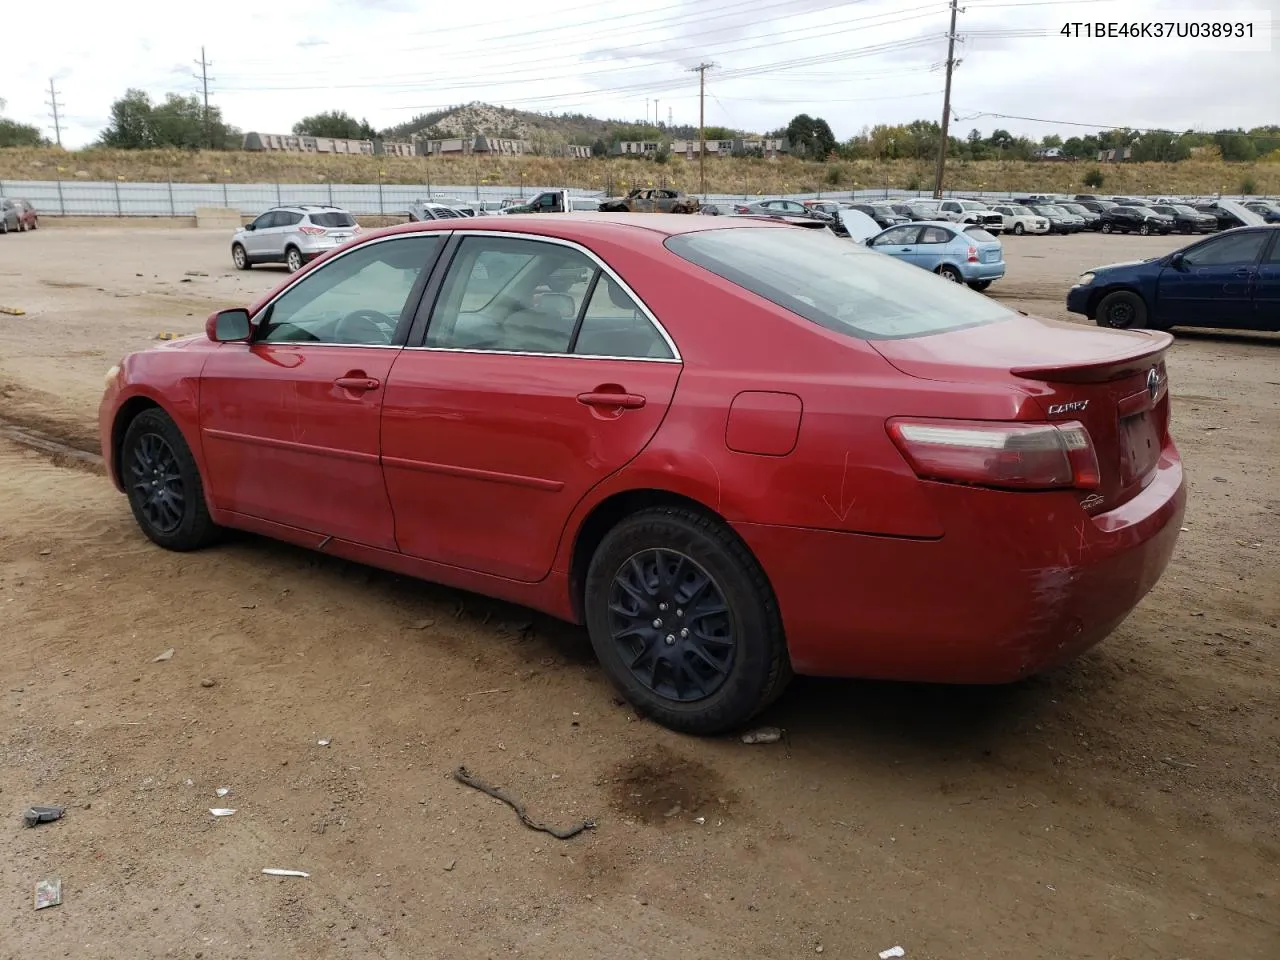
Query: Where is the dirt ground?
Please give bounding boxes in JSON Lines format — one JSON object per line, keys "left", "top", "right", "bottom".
{"left": 0, "top": 224, "right": 1277, "bottom": 960}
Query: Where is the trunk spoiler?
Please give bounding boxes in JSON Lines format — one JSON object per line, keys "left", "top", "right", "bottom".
{"left": 1010, "top": 330, "right": 1173, "bottom": 383}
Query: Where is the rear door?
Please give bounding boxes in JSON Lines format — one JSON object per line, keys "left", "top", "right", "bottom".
{"left": 1155, "top": 230, "right": 1268, "bottom": 328}
{"left": 380, "top": 232, "right": 682, "bottom": 582}
{"left": 1254, "top": 232, "right": 1280, "bottom": 331}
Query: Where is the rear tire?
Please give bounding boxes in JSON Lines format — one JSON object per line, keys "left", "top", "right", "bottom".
{"left": 584, "top": 506, "right": 792, "bottom": 736}
{"left": 231, "top": 243, "right": 251, "bottom": 270}
{"left": 937, "top": 264, "right": 964, "bottom": 284}
{"left": 285, "top": 246, "right": 303, "bottom": 272}
{"left": 121, "top": 408, "right": 220, "bottom": 552}
{"left": 1096, "top": 290, "right": 1148, "bottom": 330}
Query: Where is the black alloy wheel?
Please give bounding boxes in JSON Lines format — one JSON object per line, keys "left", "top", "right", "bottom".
{"left": 607, "top": 548, "right": 735, "bottom": 703}
{"left": 121, "top": 408, "right": 220, "bottom": 550}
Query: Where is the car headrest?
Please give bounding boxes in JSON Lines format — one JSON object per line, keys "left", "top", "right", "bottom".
{"left": 604, "top": 279, "right": 635, "bottom": 311}
{"left": 537, "top": 292, "right": 576, "bottom": 319}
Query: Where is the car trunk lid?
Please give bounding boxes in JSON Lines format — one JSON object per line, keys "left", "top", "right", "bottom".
{"left": 873, "top": 315, "right": 1172, "bottom": 512}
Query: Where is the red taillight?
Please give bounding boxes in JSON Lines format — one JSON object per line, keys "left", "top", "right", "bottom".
{"left": 966, "top": 245, "right": 979, "bottom": 262}
{"left": 734, "top": 205, "right": 750, "bottom": 213}
{"left": 887, "top": 418, "right": 1100, "bottom": 491}
{"left": 352, "top": 224, "right": 362, "bottom": 233}
{"left": 298, "top": 225, "right": 325, "bottom": 235}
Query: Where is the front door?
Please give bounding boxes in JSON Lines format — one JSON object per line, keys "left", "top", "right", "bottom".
{"left": 870, "top": 224, "right": 923, "bottom": 266}
{"left": 199, "top": 233, "right": 445, "bottom": 547}
{"left": 381, "top": 233, "right": 682, "bottom": 582}
{"left": 1155, "top": 230, "right": 1268, "bottom": 328}
{"left": 242, "top": 210, "right": 281, "bottom": 258}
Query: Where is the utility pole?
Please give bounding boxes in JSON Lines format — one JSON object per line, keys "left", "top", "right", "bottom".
{"left": 194, "top": 47, "right": 214, "bottom": 148}
{"left": 45, "top": 79, "right": 64, "bottom": 148}
{"left": 932, "top": 0, "right": 960, "bottom": 198}
{"left": 654, "top": 98, "right": 659, "bottom": 128}
{"left": 690, "top": 62, "right": 715, "bottom": 196}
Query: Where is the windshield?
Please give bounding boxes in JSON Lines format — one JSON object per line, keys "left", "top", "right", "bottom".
{"left": 310, "top": 211, "right": 356, "bottom": 228}
{"left": 1060, "top": 204, "right": 1088, "bottom": 214}
{"left": 1010, "top": 205, "right": 1034, "bottom": 216}
{"left": 665, "top": 226, "right": 1012, "bottom": 341}
{"left": 958, "top": 201, "right": 987, "bottom": 211}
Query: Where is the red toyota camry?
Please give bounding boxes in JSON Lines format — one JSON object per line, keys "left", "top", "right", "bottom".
{"left": 99, "top": 214, "right": 1185, "bottom": 734}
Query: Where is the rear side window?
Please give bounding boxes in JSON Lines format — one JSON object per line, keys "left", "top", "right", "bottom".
{"left": 665, "top": 226, "right": 1012, "bottom": 341}
{"left": 279, "top": 211, "right": 304, "bottom": 226}
{"left": 310, "top": 211, "right": 356, "bottom": 228}
{"left": 963, "top": 226, "right": 997, "bottom": 242}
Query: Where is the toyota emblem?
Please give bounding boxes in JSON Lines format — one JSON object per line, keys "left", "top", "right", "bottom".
{"left": 1147, "top": 366, "right": 1160, "bottom": 400}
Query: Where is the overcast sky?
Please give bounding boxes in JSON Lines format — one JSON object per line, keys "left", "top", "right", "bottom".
{"left": 5, "top": 0, "right": 1277, "bottom": 149}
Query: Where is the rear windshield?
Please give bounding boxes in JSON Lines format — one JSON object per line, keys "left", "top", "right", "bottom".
{"left": 963, "top": 226, "right": 997, "bottom": 242}
{"left": 309, "top": 211, "right": 356, "bottom": 228}
{"left": 665, "top": 226, "right": 1012, "bottom": 341}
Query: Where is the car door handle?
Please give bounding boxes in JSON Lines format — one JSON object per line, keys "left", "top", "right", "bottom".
{"left": 335, "top": 375, "right": 381, "bottom": 392}
{"left": 1233, "top": 269, "right": 1253, "bottom": 278}
{"left": 577, "top": 390, "right": 646, "bottom": 410}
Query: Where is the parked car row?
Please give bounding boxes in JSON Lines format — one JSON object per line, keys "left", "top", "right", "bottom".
{"left": 0, "top": 197, "right": 38, "bottom": 233}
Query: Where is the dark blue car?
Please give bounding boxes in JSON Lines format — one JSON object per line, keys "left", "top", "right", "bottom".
{"left": 1066, "top": 226, "right": 1280, "bottom": 331}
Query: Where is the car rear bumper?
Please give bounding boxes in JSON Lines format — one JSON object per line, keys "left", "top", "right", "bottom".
{"left": 733, "top": 448, "right": 1185, "bottom": 683}
{"left": 961, "top": 260, "right": 1006, "bottom": 281}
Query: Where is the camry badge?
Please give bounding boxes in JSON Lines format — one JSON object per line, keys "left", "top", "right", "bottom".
{"left": 1047, "top": 400, "right": 1089, "bottom": 415}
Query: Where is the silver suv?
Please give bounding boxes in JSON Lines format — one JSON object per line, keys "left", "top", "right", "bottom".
{"left": 231, "top": 204, "right": 361, "bottom": 272}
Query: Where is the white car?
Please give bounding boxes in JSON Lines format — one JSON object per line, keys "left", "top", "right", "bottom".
{"left": 991, "top": 203, "right": 1051, "bottom": 235}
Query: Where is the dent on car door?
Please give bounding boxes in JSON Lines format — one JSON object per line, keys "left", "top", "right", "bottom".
{"left": 198, "top": 234, "right": 445, "bottom": 547}
{"left": 380, "top": 233, "right": 683, "bottom": 582}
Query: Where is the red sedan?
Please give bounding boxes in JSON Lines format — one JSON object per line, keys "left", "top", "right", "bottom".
{"left": 99, "top": 214, "right": 1185, "bottom": 734}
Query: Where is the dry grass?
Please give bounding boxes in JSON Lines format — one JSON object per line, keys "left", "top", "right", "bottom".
{"left": 1, "top": 147, "right": 1276, "bottom": 196}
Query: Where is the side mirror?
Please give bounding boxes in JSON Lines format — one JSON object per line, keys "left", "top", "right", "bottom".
{"left": 1168, "top": 252, "right": 1185, "bottom": 270}
{"left": 207, "top": 307, "right": 252, "bottom": 343}
{"left": 244, "top": 222, "right": 256, "bottom": 231}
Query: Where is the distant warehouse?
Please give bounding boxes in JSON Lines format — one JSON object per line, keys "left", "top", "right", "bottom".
{"left": 243, "top": 132, "right": 591, "bottom": 159}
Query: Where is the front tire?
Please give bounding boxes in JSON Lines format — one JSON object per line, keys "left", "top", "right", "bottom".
{"left": 968, "top": 279, "right": 992, "bottom": 291}
{"left": 1139, "top": 222, "right": 1152, "bottom": 236}
{"left": 121, "top": 409, "right": 220, "bottom": 551}
{"left": 1013, "top": 222, "right": 1025, "bottom": 235}
{"left": 1101, "top": 222, "right": 1113, "bottom": 234}
{"left": 232, "top": 243, "right": 251, "bottom": 270}
{"left": 285, "top": 246, "right": 303, "bottom": 272}
{"left": 584, "top": 506, "right": 792, "bottom": 735}
{"left": 937, "top": 264, "right": 964, "bottom": 283}
{"left": 1096, "top": 290, "right": 1148, "bottom": 330}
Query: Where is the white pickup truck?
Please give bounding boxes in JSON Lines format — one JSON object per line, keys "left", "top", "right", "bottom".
{"left": 502, "top": 190, "right": 601, "bottom": 214}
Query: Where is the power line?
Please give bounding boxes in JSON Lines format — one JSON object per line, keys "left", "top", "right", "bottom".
{"left": 932, "top": 0, "right": 959, "bottom": 197}
{"left": 194, "top": 46, "right": 214, "bottom": 148}
{"left": 45, "top": 79, "right": 64, "bottom": 148}
{"left": 954, "top": 109, "right": 1280, "bottom": 144}
{"left": 212, "top": 4, "right": 946, "bottom": 93}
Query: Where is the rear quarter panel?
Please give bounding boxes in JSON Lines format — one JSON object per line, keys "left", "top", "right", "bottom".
{"left": 549, "top": 231, "right": 1046, "bottom": 575}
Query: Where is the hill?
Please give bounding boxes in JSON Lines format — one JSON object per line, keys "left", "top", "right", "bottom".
{"left": 0, "top": 147, "right": 1276, "bottom": 198}
{"left": 380, "top": 101, "right": 739, "bottom": 149}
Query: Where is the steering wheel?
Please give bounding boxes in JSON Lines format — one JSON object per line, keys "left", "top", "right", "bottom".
{"left": 333, "top": 309, "right": 393, "bottom": 345}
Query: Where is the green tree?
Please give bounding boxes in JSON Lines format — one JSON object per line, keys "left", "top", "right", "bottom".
{"left": 784, "top": 114, "right": 837, "bottom": 158}
{"left": 1131, "top": 132, "right": 1191, "bottom": 162}
{"left": 1213, "top": 130, "right": 1258, "bottom": 161}
{"left": 1040, "top": 134, "right": 1063, "bottom": 148}
{"left": 1082, "top": 168, "right": 1106, "bottom": 188}
{"left": 99, "top": 88, "right": 156, "bottom": 148}
{"left": 292, "top": 110, "right": 377, "bottom": 140}
{"left": 99, "top": 89, "right": 235, "bottom": 149}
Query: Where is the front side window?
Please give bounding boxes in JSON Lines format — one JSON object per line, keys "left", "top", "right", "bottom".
{"left": 872, "top": 225, "right": 921, "bottom": 246}
{"left": 255, "top": 236, "right": 442, "bottom": 345}
{"left": 666, "top": 226, "right": 1012, "bottom": 341}
{"left": 1181, "top": 231, "right": 1268, "bottom": 267}
{"left": 251, "top": 211, "right": 276, "bottom": 230}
